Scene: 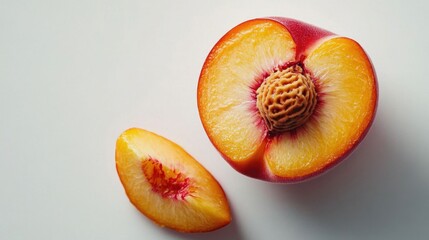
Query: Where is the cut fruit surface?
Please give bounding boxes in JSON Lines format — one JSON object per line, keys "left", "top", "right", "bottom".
{"left": 115, "top": 128, "right": 231, "bottom": 232}
{"left": 265, "top": 37, "right": 377, "bottom": 179}
{"left": 198, "top": 17, "right": 378, "bottom": 182}
{"left": 198, "top": 19, "right": 296, "bottom": 165}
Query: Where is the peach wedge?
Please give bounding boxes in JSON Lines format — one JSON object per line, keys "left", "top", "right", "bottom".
{"left": 198, "top": 17, "right": 378, "bottom": 182}
{"left": 115, "top": 128, "right": 231, "bottom": 232}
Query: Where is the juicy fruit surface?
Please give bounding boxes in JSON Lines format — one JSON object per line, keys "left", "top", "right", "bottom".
{"left": 266, "top": 37, "right": 377, "bottom": 178}
{"left": 198, "top": 19, "right": 296, "bottom": 163}
{"left": 198, "top": 18, "right": 377, "bottom": 181}
{"left": 115, "top": 128, "right": 231, "bottom": 232}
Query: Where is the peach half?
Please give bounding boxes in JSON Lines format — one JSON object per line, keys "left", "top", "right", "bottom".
{"left": 115, "top": 128, "right": 231, "bottom": 232}
{"left": 197, "top": 17, "right": 378, "bottom": 182}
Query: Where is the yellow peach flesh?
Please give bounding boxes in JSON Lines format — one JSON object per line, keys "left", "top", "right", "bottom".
{"left": 264, "top": 37, "right": 377, "bottom": 178}
{"left": 116, "top": 128, "right": 231, "bottom": 232}
{"left": 198, "top": 20, "right": 296, "bottom": 164}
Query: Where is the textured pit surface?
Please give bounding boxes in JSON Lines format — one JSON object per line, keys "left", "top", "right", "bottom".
{"left": 256, "top": 64, "right": 317, "bottom": 134}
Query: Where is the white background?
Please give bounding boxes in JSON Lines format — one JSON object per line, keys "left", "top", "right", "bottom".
{"left": 1, "top": 0, "right": 429, "bottom": 239}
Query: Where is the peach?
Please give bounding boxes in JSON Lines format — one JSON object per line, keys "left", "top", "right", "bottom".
{"left": 197, "top": 17, "right": 378, "bottom": 182}
{"left": 115, "top": 128, "right": 231, "bottom": 232}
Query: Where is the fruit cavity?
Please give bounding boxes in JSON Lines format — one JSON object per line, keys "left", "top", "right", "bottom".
{"left": 142, "top": 157, "right": 193, "bottom": 200}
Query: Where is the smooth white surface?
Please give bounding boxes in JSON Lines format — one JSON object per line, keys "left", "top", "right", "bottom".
{"left": 1, "top": 0, "right": 429, "bottom": 239}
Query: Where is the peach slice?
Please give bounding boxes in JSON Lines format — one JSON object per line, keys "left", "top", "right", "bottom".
{"left": 198, "top": 17, "right": 378, "bottom": 182}
{"left": 115, "top": 128, "right": 231, "bottom": 232}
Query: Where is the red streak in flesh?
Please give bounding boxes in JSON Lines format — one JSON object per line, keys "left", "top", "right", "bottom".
{"left": 142, "top": 157, "right": 193, "bottom": 200}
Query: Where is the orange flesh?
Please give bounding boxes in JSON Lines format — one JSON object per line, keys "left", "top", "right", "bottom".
{"left": 198, "top": 19, "right": 296, "bottom": 164}
{"left": 265, "top": 37, "right": 376, "bottom": 178}
{"left": 116, "top": 128, "right": 231, "bottom": 232}
{"left": 198, "top": 20, "right": 377, "bottom": 180}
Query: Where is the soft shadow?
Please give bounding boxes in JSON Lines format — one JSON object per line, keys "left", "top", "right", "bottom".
{"left": 265, "top": 116, "right": 429, "bottom": 238}
{"left": 161, "top": 206, "right": 245, "bottom": 240}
